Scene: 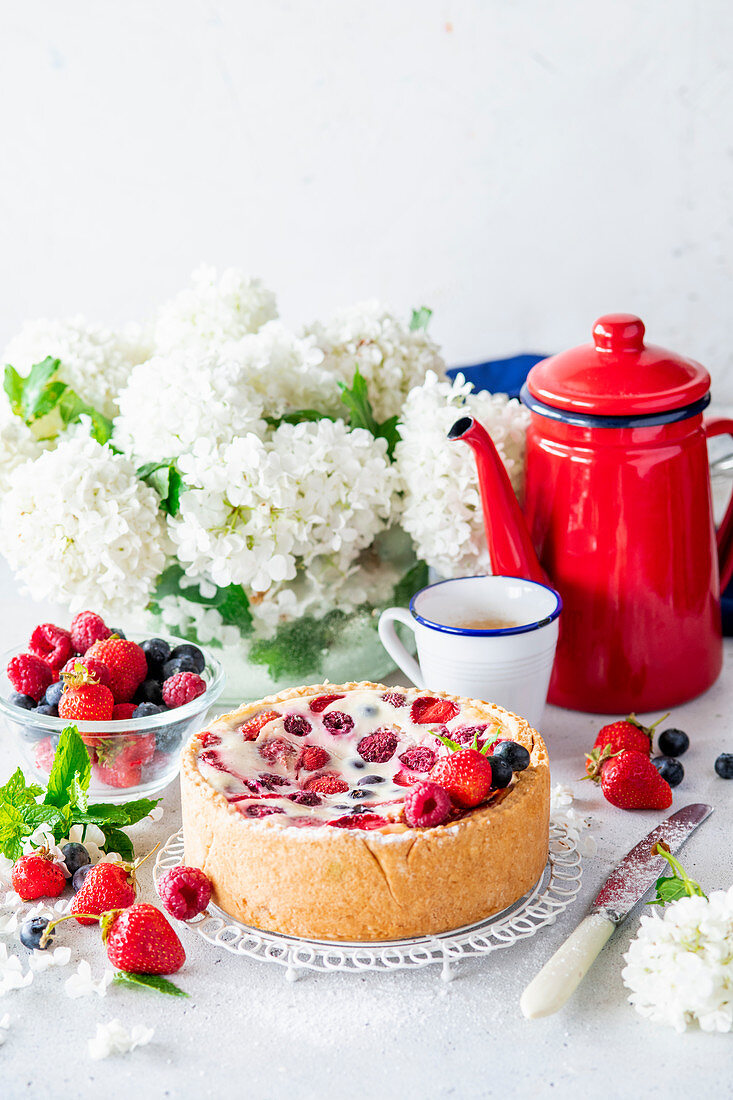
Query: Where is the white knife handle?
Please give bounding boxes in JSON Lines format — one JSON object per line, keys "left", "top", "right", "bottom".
{"left": 520, "top": 912, "right": 615, "bottom": 1019}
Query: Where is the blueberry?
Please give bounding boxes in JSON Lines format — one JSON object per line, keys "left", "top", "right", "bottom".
{"left": 487, "top": 756, "right": 513, "bottom": 788}
{"left": 20, "top": 916, "right": 53, "bottom": 951}
{"left": 352, "top": 760, "right": 365, "bottom": 769}
{"left": 141, "top": 637, "right": 171, "bottom": 672}
{"left": 155, "top": 724, "right": 184, "bottom": 753}
{"left": 170, "top": 643, "right": 205, "bottom": 673}
{"left": 492, "top": 740, "right": 531, "bottom": 772}
{"left": 42, "top": 681, "right": 64, "bottom": 708}
{"left": 359, "top": 704, "right": 379, "bottom": 718}
{"left": 714, "top": 753, "right": 733, "bottom": 779}
{"left": 20, "top": 725, "right": 50, "bottom": 743}
{"left": 61, "top": 842, "right": 91, "bottom": 876}
{"left": 349, "top": 805, "right": 367, "bottom": 814}
{"left": 133, "top": 701, "right": 165, "bottom": 718}
{"left": 10, "top": 692, "right": 36, "bottom": 711}
{"left": 109, "top": 627, "right": 126, "bottom": 638}
{"left": 162, "top": 655, "right": 198, "bottom": 678}
{"left": 36, "top": 703, "right": 58, "bottom": 717}
{"left": 134, "top": 679, "right": 163, "bottom": 706}
{"left": 657, "top": 728, "right": 690, "bottom": 757}
{"left": 350, "top": 788, "right": 370, "bottom": 800}
{"left": 357, "top": 774, "right": 385, "bottom": 785}
{"left": 652, "top": 756, "right": 684, "bottom": 787}
{"left": 72, "top": 864, "right": 94, "bottom": 892}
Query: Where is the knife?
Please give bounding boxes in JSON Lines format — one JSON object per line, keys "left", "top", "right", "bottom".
{"left": 520, "top": 802, "right": 713, "bottom": 1019}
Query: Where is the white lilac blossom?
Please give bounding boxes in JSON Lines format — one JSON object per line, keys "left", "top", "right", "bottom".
{"left": 0, "top": 419, "right": 48, "bottom": 494}
{"left": 306, "top": 300, "right": 446, "bottom": 421}
{"left": 395, "top": 371, "right": 530, "bottom": 578}
{"left": 65, "top": 961, "right": 114, "bottom": 999}
{"left": 88, "top": 1018, "right": 154, "bottom": 1059}
{"left": 0, "top": 434, "right": 168, "bottom": 616}
{"left": 154, "top": 264, "right": 277, "bottom": 353}
{"left": 622, "top": 888, "right": 733, "bottom": 1033}
{"left": 0, "top": 944, "right": 33, "bottom": 995}
{"left": 29, "top": 946, "right": 72, "bottom": 972}
{"left": 2, "top": 317, "right": 151, "bottom": 420}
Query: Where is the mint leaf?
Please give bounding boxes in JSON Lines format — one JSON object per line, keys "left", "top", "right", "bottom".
{"left": 20, "top": 803, "right": 67, "bottom": 831}
{"left": 115, "top": 799, "right": 159, "bottom": 827}
{"left": 44, "top": 727, "right": 91, "bottom": 810}
{"left": 338, "top": 369, "right": 401, "bottom": 459}
{"left": 113, "top": 971, "right": 188, "bottom": 997}
{"left": 409, "top": 306, "right": 432, "bottom": 332}
{"left": 0, "top": 802, "right": 28, "bottom": 860}
{"left": 0, "top": 768, "right": 43, "bottom": 806}
{"left": 100, "top": 828, "right": 135, "bottom": 861}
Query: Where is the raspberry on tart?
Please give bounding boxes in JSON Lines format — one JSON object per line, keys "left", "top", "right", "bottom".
{"left": 181, "top": 681, "right": 550, "bottom": 942}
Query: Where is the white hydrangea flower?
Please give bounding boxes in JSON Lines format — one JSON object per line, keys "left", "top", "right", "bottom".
{"left": 0, "top": 945, "right": 33, "bottom": 995}
{"left": 0, "top": 434, "right": 168, "bottom": 616}
{"left": 65, "top": 961, "right": 114, "bottom": 999}
{"left": 0, "top": 1013, "right": 10, "bottom": 1045}
{"left": 154, "top": 264, "right": 277, "bottom": 352}
{"left": 0, "top": 419, "right": 49, "bottom": 495}
{"left": 306, "top": 300, "right": 446, "bottom": 421}
{"left": 395, "top": 371, "right": 530, "bottom": 578}
{"left": 622, "top": 888, "right": 733, "bottom": 1032}
{"left": 2, "top": 317, "right": 151, "bottom": 419}
{"left": 29, "top": 946, "right": 72, "bottom": 972}
{"left": 88, "top": 1018, "right": 154, "bottom": 1059}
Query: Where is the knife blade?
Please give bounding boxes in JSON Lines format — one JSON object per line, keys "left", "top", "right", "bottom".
{"left": 520, "top": 803, "right": 713, "bottom": 1019}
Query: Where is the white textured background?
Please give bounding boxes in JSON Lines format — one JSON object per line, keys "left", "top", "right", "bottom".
{"left": 1, "top": 0, "right": 733, "bottom": 394}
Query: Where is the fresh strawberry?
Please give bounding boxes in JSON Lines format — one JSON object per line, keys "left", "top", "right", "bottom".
{"left": 303, "top": 773, "right": 349, "bottom": 794}
{"left": 70, "top": 860, "right": 136, "bottom": 925}
{"left": 296, "top": 745, "right": 330, "bottom": 772}
{"left": 327, "top": 813, "right": 389, "bottom": 830}
{"left": 410, "top": 696, "right": 460, "bottom": 725}
{"left": 7, "top": 653, "right": 53, "bottom": 702}
{"left": 61, "top": 655, "right": 111, "bottom": 687}
{"left": 58, "top": 667, "right": 115, "bottom": 721}
{"left": 586, "top": 713, "right": 668, "bottom": 775}
{"left": 85, "top": 637, "right": 147, "bottom": 703}
{"left": 93, "top": 755, "right": 142, "bottom": 789}
{"left": 589, "top": 748, "right": 673, "bottom": 810}
{"left": 238, "top": 710, "right": 280, "bottom": 741}
{"left": 34, "top": 737, "right": 56, "bottom": 774}
{"left": 70, "top": 610, "right": 111, "bottom": 654}
{"left": 308, "top": 694, "right": 344, "bottom": 713}
{"left": 12, "top": 851, "right": 65, "bottom": 900}
{"left": 28, "top": 623, "right": 74, "bottom": 671}
{"left": 430, "top": 748, "right": 493, "bottom": 807}
{"left": 101, "top": 903, "right": 185, "bottom": 975}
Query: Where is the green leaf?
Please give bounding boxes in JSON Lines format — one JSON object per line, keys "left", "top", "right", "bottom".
{"left": 433, "top": 732, "right": 462, "bottom": 753}
{"left": 249, "top": 610, "right": 345, "bottom": 679}
{"left": 137, "top": 460, "right": 189, "bottom": 517}
{"left": 113, "top": 971, "right": 188, "bottom": 997}
{"left": 3, "top": 365, "right": 24, "bottom": 416}
{"left": 100, "top": 828, "right": 135, "bottom": 861}
{"left": 409, "top": 306, "right": 432, "bottom": 332}
{"left": 44, "top": 726, "right": 91, "bottom": 810}
{"left": 392, "top": 560, "right": 429, "bottom": 607}
{"left": 20, "top": 357, "right": 61, "bottom": 420}
{"left": 56, "top": 389, "right": 113, "bottom": 444}
{"left": 20, "top": 803, "right": 66, "bottom": 830}
{"left": 149, "top": 567, "right": 252, "bottom": 636}
{"left": 338, "top": 369, "right": 401, "bottom": 459}
{"left": 216, "top": 585, "right": 253, "bottom": 632}
{"left": 115, "top": 798, "right": 160, "bottom": 827}
{"left": 264, "top": 409, "right": 336, "bottom": 428}
{"left": 0, "top": 768, "right": 43, "bottom": 807}
{"left": 648, "top": 843, "right": 707, "bottom": 906}
{"left": 0, "top": 802, "right": 28, "bottom": 859}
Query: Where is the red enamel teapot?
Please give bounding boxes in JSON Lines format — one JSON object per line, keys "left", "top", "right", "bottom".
{"left": 450, "top": 313, "right": 733, "bottom": 713}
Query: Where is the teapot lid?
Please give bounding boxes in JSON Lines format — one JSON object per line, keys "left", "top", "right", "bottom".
{"left": 525, "top": 314, "right": 710, "bottom": 417}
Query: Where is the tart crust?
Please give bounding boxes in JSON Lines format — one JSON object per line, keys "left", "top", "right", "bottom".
{"left": 180, "top": 681, "right": 550, "bottom": 941}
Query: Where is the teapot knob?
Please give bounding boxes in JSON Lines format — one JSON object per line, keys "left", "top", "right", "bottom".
{"left": 593, "top": 314, "right": 645, "bottom": 353}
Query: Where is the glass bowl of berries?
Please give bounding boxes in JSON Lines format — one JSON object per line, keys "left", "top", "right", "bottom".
{"left": 0, "top": 614, "right": 225, "bottom": 801}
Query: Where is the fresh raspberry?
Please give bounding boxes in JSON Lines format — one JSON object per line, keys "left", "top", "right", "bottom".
{"left": 328, "top": 813, "right": 389, "bottom": 830}
{"left": 398, "top": 747, "right": 437, "bottom": 773}
{"left": 242, "top": 805, "right": 285, "bottom": 818}
{"left": 430, "top": 748, "right": 493, "bottom": 807}
{"left": 199, "top": 749, "right": 227, "bottom": 771}
{"left": 304, "top": 773, "right": 349, "bottom": 794}
{"left": 289, "top": 791, "right": 322, "bottom": 806}
{"left": 410, "top": 696, "right": 460, "bottom": 725}
{"left": 358, "top": 729, "right": 398, "bottom": 763}
{"left": 161, "top": 671, "right": 206, "bottom": 708}
{"left": 112, "top": 703, "right": 137, "bottom": 720}
{"left": 452, "top": 725, "right": 489, "bottom": 746}
{"left": 259, "top": 737, "right": 297, "bottom": 765}
{"left": 71, "top": 860, "right": 136, "bottom": 924}
{"left": 296, "top": 745, "right": 330, "bottom": 771}
{"left": 86, "top": 637, "right": 148, "bottom": 703}
{"left": 382, "top": 692, "right": 407, "bottom": 708}
{"left": 283, "top": 714, "right": 312, "bottom": 737}
{"left": 58, "top": 667, "right": 115, "bottom": 722}
{"left": 258, "top": 772, "right": 289, "bottom": 789}
{"left": 7, "top": 653, "right": 53, "bottom": 702}
{"left": 34, "top": 737, "right": 56, "bottom": 774}
{"left": 404, "top": 781, "right": 452, "bottom": 828}
{"left": 158, "top": 866, "right": 212, "bottom": 920}
{"left": 12, "top": 852, "right": 66, "bottom": 900}
{"left": 28, "top": 624, "right": 74, "bottom": 670}
{"left": 322, "top": 711, "right": 354, "bottom": 735}
{"left": 70, "top": 610, "right": 111, "bottom": 654}
{"left": 61, "top": 655, "right": 111, "bottom": 687}
{"left": 309, "top": 694, "right": 345, "bottom": 713}
{"left": 392, "top": 770, "right": 413, "bottom": 787}
{"left": 238, "top": 710, "right": 280, "bottom": 740}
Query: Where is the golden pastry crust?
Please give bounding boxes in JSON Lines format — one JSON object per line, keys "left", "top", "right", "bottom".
{"left": 180, "top": 681, "right": 550, "bottom": 941}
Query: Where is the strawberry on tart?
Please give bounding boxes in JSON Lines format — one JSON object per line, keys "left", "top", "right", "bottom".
{"left": 180, "top": 681, "right": 550, "bottom": 941}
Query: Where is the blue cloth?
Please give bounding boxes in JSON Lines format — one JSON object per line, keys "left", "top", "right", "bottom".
{"left": 449, "top": 352, "right": 733, "bottom": 637}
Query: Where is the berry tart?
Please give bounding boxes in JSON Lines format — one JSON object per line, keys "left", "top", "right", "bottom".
{"left": 180, "top": 682, "right": 550, "bottom": 941}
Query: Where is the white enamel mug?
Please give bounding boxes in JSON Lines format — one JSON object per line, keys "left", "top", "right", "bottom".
{"left": 378, "top": 575, "right": 562, "bottom": 729}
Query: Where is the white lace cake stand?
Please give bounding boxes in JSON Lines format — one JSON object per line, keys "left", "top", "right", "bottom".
{"left": 153, "top": 822, "right": 582, "bottom": 981}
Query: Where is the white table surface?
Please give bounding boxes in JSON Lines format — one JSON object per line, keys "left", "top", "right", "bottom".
{"left": 1, "top": 556, "right": 732, "bottom": 1100}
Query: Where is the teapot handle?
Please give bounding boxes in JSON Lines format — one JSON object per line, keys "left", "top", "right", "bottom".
{"left": 705, "top": 418, "right": 733, "bottom": 592}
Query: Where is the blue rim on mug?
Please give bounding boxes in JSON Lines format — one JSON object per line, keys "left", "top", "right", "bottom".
{"left": 408, "top": 575, "right": 563, "bottom": 637}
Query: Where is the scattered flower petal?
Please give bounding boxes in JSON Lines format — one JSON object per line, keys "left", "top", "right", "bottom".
{"left": 88, "top": 1018, "right": 154, "bottom": 1059}
{"left": 65, "top": 960, "right": 114, "bottom": 999}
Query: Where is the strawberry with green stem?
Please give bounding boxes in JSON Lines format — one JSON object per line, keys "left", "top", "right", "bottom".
{"left": 41, "top": 901, "right": 185, "bottom": 975}
{"left": 585, "top": 712, "right": 669, "bottom": 775}
{"left": 429, "top": 727, "right": 501, "bottom": 807}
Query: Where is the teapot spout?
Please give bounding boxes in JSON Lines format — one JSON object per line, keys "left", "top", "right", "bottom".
{"left": 448, "top": 416, "right": 547, "bottom": 583}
